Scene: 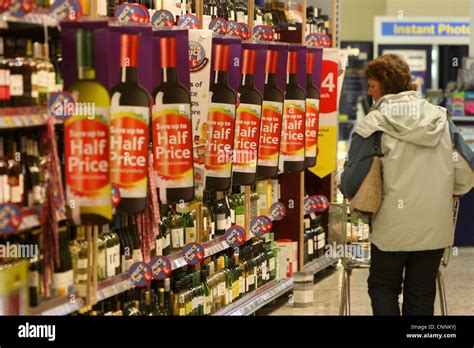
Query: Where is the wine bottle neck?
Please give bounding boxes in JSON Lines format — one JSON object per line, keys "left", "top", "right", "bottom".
{"left": 287, "top": 73, "right": 298, "bottom": 85}
{"left": 214, "top": 71, "right": 228, "bottom": 85}
{"left": 121, "top": 67, "right": 138, "bottom": 84}
{"left": 78, "top": 67, "right": 96, "bottom": 80}
{"left": 162, "top": 68, "right": 178, "bottom": 83}
{"left": 241, "top": 73, "right": 255, "bottom": 87}
{"left": 307, "top": 73, "right": 314, "bottom": 87}
{"left": 265, "top": 73, "right": 278, "bottom": 86}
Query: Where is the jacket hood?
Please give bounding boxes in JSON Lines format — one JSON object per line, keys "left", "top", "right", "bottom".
{"left": 355, "top": 91, "right": 448, "bottom": 148}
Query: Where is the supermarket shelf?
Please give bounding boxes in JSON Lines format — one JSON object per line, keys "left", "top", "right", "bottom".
{"left": 0, "top": 107, "right": 48, "bottom": 129}
{"left": 213, "top": 278, "right": 294, "bottom": 316}
{"left": 303, "top": 255, "right": 339, "bottom": 275}
{"left": 30, "top": 293, "right": 84, "bottom": 316}
{"left": 168, "top": 235, "right": 229, "bottom": 271}
{"left": 96, "top": 273, "right": 134, "bottom": 302}
{"left": 451, "top": 116, "right": 474, "bottom": 122}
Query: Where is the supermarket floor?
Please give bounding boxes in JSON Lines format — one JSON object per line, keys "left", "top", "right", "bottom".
{"left": 259, "top": 247, "right": 474, "bottom": 316}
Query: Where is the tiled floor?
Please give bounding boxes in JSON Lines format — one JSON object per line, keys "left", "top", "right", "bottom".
{"left": 259, "top": 247, "right": 474, "bottom": 316}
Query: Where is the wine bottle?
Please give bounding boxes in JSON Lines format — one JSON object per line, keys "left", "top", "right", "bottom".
{"left": 183, "top": 210, "right": 197, "bottom": 244}
{"left": 170, "top": 209, "right": 184, "bottom": 253}
{"left": 97, "top": 228, "right": 107, "bottom": 281}
{"left": 7, "top": 138, "right": 23, "bottom": 205}
{"left": 205, "top": 44, "right": 236, "bottom": 192}
{"left": 280, "top": 50, "right": 306, "bottom": 173}
{"left": 152, "top": 37, "right": 194, "bottom": 204}
{"left": 257, "top": 49, "right": 284, "bottom": 179}
{"left": 53, "top": 226, "right": 74, "bottom": 296}
{"left": 66, "top": 28, "right": 112, "bottom": 225}
{"left": 26, "top": 40, "right": 39, "bottom": 106}
{"left": 110, "top": 34, "right": 150, "bottom": 214}
{"left": 7, "top": 38, "right": 33, "bottom": 107}
{"left": 0, "top": 138, "right": 9, "bottom": 204}
{"left": 305, "top": 51, "right": 320, "bottom": 168}
{"left": 33, "top": 42, "right": 48, "bottom": 107}
{"left": 28, "top": 230, "right": 40, "bottom": 307}
{"left": 129, "top": 215, "right": 143, "bottom": 263}
{"left": 232, "top": 48, "right": 262, "bottom": 186}
{"left": 214, "top": 192, "right": 229, "bottom": 235}
{"left": 0, "top": 37, "right": 10, "bottom": 107}
{"left": 26, "top": 138, "right": 42, "bottom": 205}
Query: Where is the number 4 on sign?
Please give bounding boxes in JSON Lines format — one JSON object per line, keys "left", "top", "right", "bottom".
{"left": 322, "top": 72, "right": 335, "bottom": 93}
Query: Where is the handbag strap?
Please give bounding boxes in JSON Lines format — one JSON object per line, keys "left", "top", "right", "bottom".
{"left": 372, "top": 131, "right": 384, "bottom": 157}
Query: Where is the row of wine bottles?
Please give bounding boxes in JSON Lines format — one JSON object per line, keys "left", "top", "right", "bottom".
{"left": 0, "top": 37, "right": 63, "bottom": 108}
{"left": 74, "top": 236, "right": 280, "bottom": 316}
{"left": 0, "top": 134, "right": 46, "bottom": 206}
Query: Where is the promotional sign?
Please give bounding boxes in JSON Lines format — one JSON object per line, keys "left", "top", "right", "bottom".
{"left": 239, "top": 23, "right": 251, "bottom": 40}
{"left": 114, "top": 3, "right": 149, "bottom": 24}
{"left": 189, "top": 29, "right": 213, "bottom": 198}
{"left": 183, "top": 242, "right": 205, "bottom": 265}
{"left": 48, "top": 92, "right": 76, "bottom": 120}
{"left": 269, "top": 202, "right": 286, "bottom": 221}
{"left": 310, "top": 49, "right": 348, "bottom": 178}
{"left": 0, "top": 204, "right": 23, "bottom": 235}
{"left": 111, "top": 184, "right": 121, "bottom": 208}
{"left": 250, "top": 215, "right": 271, "bottom": 237}
{"left": 178, "top": 14, "right": 199, "bottom": 29}
{"left": 151, "top": 9, "right": 174, "bottom": 30}
{"left": 224, "top": 226, "right": 246, "bottom": 248}
{"left": 9, "top": 0, "right": 32, "bottom": 17}
{"left": 128, "top": 261, "right": 153, "bottom": 287}
{"left": 209, "top": 18, "right": 228, "bottom": 37}
{"left": 150, "top": 256, "right": 172, "bottom": 280}
{"left": 49, "top": 0, "right": 83, "bottom": 22}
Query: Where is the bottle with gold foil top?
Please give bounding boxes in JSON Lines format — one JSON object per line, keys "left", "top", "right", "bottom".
{"left": 66, "top": 28, "right": 112, "bottom": 225}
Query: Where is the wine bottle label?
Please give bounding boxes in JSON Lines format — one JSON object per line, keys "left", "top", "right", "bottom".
{"left": 110, "top": 105, "right": 150, "bottom": 199}
{"left": 152, "top": 103, "right": 194, "bottom": 198}
{"left": 232, "top": 280, "right": 239, "bottom": 300}
{"left": 114, "top": 244, "right": 121, "bottom": 269}
{"left": 29, "top": 271, "right": 39, "bottom": 287}
{"left": 65, "top": 107, "right": 112, "bottom": 224}
{"left": 106, "top": 246, "right": 116, "bottom": 278}
{"left": 32, "top": 185, "right": 42, "bottom": 203}
{"left": 258, "top": 101, "right": 283, "bottom": 167}
{"left": 171, "top": 228, "right": 184, "bottom": 248}
{"left": 1, "top": 175, "right": 9, "bottom": 203}
{"left": 235, "top": 214, "right": 245, "bottom": 228}
{"left": 269, "top": 257, "right": 275, "bottom": 272}
{"left": 230, "top": 209, "right": 235, "bottom": 225}
{"left": 280, "top": 99, "right": 306, "bottom": 162}
{"left": 210, "top": 221, "right": 215, "bottom": 236}
{"left": 262, "top": 262, "right": 268, "bottom": 280}
{"left": 10, "top": 184, "right": 22, "bottom": 203}
{"left": 233, "top": 103, "right": 261, "bottom": 174}
{"left": 133, "top": 248, "right": 143, "bottom": 263}
{"left": 305, "top": 98, "right": 319, "bottom": 160}
{"left": 218, "top": 282, "right": 225, "bottom": 297}
{"left": 10, "top": 74, "right": 24, "bottom": 96}
{"left": 179, "top": 306, "right": 185, "bottom": 316}
{"left": 226, "top": 288, "right": 232, "bottom": 305}
{"left": 205, "top": 103, "right": 236, "bottom": 179}
{"left": 48, "top": 72, "right": 56, "bottom": 93}
{"left": 98, "top": 249, "right": 106, "bottom": 279}
{"left": 163, "top": 233, "right": 171, "bottom": 249}
{"left": 203, "top": 217, "right": 208, "bottom": 229}
{"left": 155, "top": 238, "right": 163, "bottom": 256}
{"left": 122, "top": 256, "right": 133, "bottom": 273}
{"left": 185, "top": 300, "right": 192, "bottom": 315}
{"left": 185, "top": 227, "right": 196, "bottom": 243}
{"left": 0, "top": 69, "right": 9, "bottom": 86}
{"left": 204, "top": 295, "right": 211, "bottom": 315}
{"left": 216, "top": 216, "right": 227, "bottom": 231}
{"left": 53, "top": 270, "right": 74, "bottom": 296}
{"left": 239, "top": 276, "right": 244, "bottom": 294}
{"left": 308, "top": 239, "right": 314, "bottom": 255}
{"left": 77, "top": 257, "right": 88, "bottom": 270}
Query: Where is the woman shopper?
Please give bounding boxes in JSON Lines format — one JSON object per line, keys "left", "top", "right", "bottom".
{"left": 340, "top": 54, "right": 474, "bottom": 316}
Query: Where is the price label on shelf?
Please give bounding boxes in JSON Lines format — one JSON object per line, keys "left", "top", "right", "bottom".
{"left": 0, "top": 204, "right": 23, "bottom": 235}
{"left": 150, "top": 256, "right": 172, "bottom": 280}
{"left": 127, "top": 262, "right": 152, "bottom": 288}
{"left": 183, "top": 242, "right": 205, "bottom": 265}
{"left": 49, "top": 0, "right": 83, "bottom": 22}
{"left": 151, "top": 9, "right": 174, "bottom": 30}
{"left": 224, "top": 226, "right": 246, "bottom": 248}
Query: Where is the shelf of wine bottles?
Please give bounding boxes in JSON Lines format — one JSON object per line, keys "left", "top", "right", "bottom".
{"left": 303, "top": 255, "right": 339, "bottom": 276}
{"left": 0, "top": 108, "right": 48, "bottom": 129}
{"left": 214, "top": 277, "right": 294, "bottom": 316}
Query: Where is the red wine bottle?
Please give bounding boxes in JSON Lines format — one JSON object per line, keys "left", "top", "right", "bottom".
{"left": 280, "top": 50, "right": 305, "bottom": 173}
{"left": 232, "top": 48, "right": 262, "bottom": 186}
{"left": 305, "top": 51, "right": 320, "bottom": 168}
{"left": 153, "top": 37, "right": 194, "bottom": 204}
{"left": 257, "top": 49, "right": 283, "bottom": 179}
{"left": 110, "top": 34, "right": 151, "bottom": 214}
{"left": 205, "top": 44, "right": 237, "bottom": 191}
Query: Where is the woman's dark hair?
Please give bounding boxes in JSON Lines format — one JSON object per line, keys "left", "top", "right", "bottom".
{"left": 365, "top": 54, "right": 417, "bottom": 95}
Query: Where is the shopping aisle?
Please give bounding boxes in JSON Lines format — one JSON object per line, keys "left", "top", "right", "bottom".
{"left": 261, "top": 247, "right": 474, "bottom": 316}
